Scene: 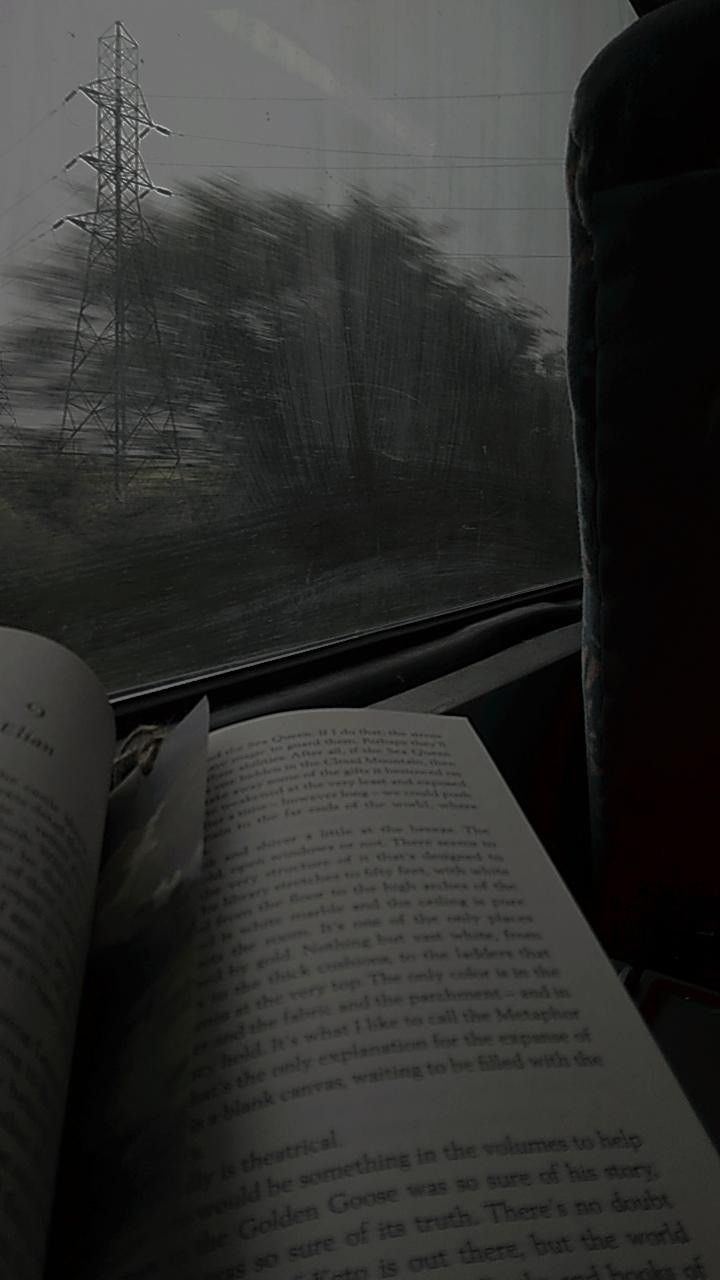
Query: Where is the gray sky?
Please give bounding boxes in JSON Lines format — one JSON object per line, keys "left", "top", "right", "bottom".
{"left": 1, "top": 0, "right": 632, "bottom": 336}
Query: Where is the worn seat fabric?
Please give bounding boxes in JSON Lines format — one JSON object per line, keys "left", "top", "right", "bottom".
{"left": 566, "top": 0, "right": 720, "bottom": 966}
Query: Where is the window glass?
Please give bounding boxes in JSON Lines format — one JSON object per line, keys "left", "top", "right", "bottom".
{"left": 0, "top": 1, "right": 631, "bottom": 691}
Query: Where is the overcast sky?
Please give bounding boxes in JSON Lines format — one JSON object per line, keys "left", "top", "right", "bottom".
{"left": 1, "top": 0, "right": 632, "bottom": 336}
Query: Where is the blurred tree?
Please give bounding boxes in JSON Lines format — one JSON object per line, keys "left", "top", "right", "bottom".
{"left": 4, "top": 181, "right": 571, "bottom": 514}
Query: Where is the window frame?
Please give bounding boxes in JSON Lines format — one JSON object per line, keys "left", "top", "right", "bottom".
{"left": 111, "top": 574, "right": 581, "bottom": 738}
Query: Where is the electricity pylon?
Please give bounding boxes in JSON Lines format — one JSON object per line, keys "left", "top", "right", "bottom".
{"left": 56, "top": 21, "right": 179, "bottom": 496}
{"left": 0, "top": 357, "right": 17, "bottom": 436}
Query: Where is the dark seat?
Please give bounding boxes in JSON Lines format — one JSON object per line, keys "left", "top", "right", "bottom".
{"left": 566, "top": 0, "right": 720, "bottom": 973}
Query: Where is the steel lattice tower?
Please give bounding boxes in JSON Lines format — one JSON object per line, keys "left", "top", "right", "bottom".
{"left": 0, "top": 357, "right": 18, "bottom": 439}
{"left": 57, "top": 21, "right": 178, "bottom": 496}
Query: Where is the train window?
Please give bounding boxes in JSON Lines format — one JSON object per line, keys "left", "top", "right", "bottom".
{"left": 0, "top": 1, "right": 632, "bottom": 693}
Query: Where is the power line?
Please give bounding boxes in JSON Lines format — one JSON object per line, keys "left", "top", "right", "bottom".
{"left": 0, "top": 218, "right": 57, "bottom": 265}
{"left": 0, "top": 175, "right": 92, "bottom": 262}
{"left": 154, "top": 159, "right": 564, "bottom": 172}
{"left": 0, "top": 207, "right": 566, "bottom": 264}
{"left": 317, "top": 204, "right": 566, "bottom": 212}
{"left": 446, "top": 252, "right": 567, "bottom": 259}
{"left": 172, "top": 130, "right": 563, "bottom": 162}
{"left": 0, "top": 171, "right": 66, "bottom": 222}
{"left": 149, "top": 89, "right": 573, "bottom": 103}
{"left": 0, "top": 94, "right": 74, "bottom": 165}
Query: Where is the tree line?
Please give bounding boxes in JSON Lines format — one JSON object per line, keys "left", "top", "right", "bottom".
{"left": 4, "top": 181, "right": 574, "bottom": 519}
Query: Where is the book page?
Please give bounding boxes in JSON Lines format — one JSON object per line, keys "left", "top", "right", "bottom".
{"left": 46, "top": 700, "right": 209, "bottom": 1280}
{"left": 0, "top": 627, "right": 115, "bottom": 1280}
{"left": 113, "top": 708, "right": 718, "bottom": 1280}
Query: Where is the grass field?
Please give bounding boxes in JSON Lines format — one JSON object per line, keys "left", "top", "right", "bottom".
{"left": 1, "top": 451, "right": 579, "bottom": 692}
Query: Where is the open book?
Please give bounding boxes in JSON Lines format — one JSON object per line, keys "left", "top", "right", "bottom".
{"left": 0, "top": 625, "right": 717, "bottom": 1280}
